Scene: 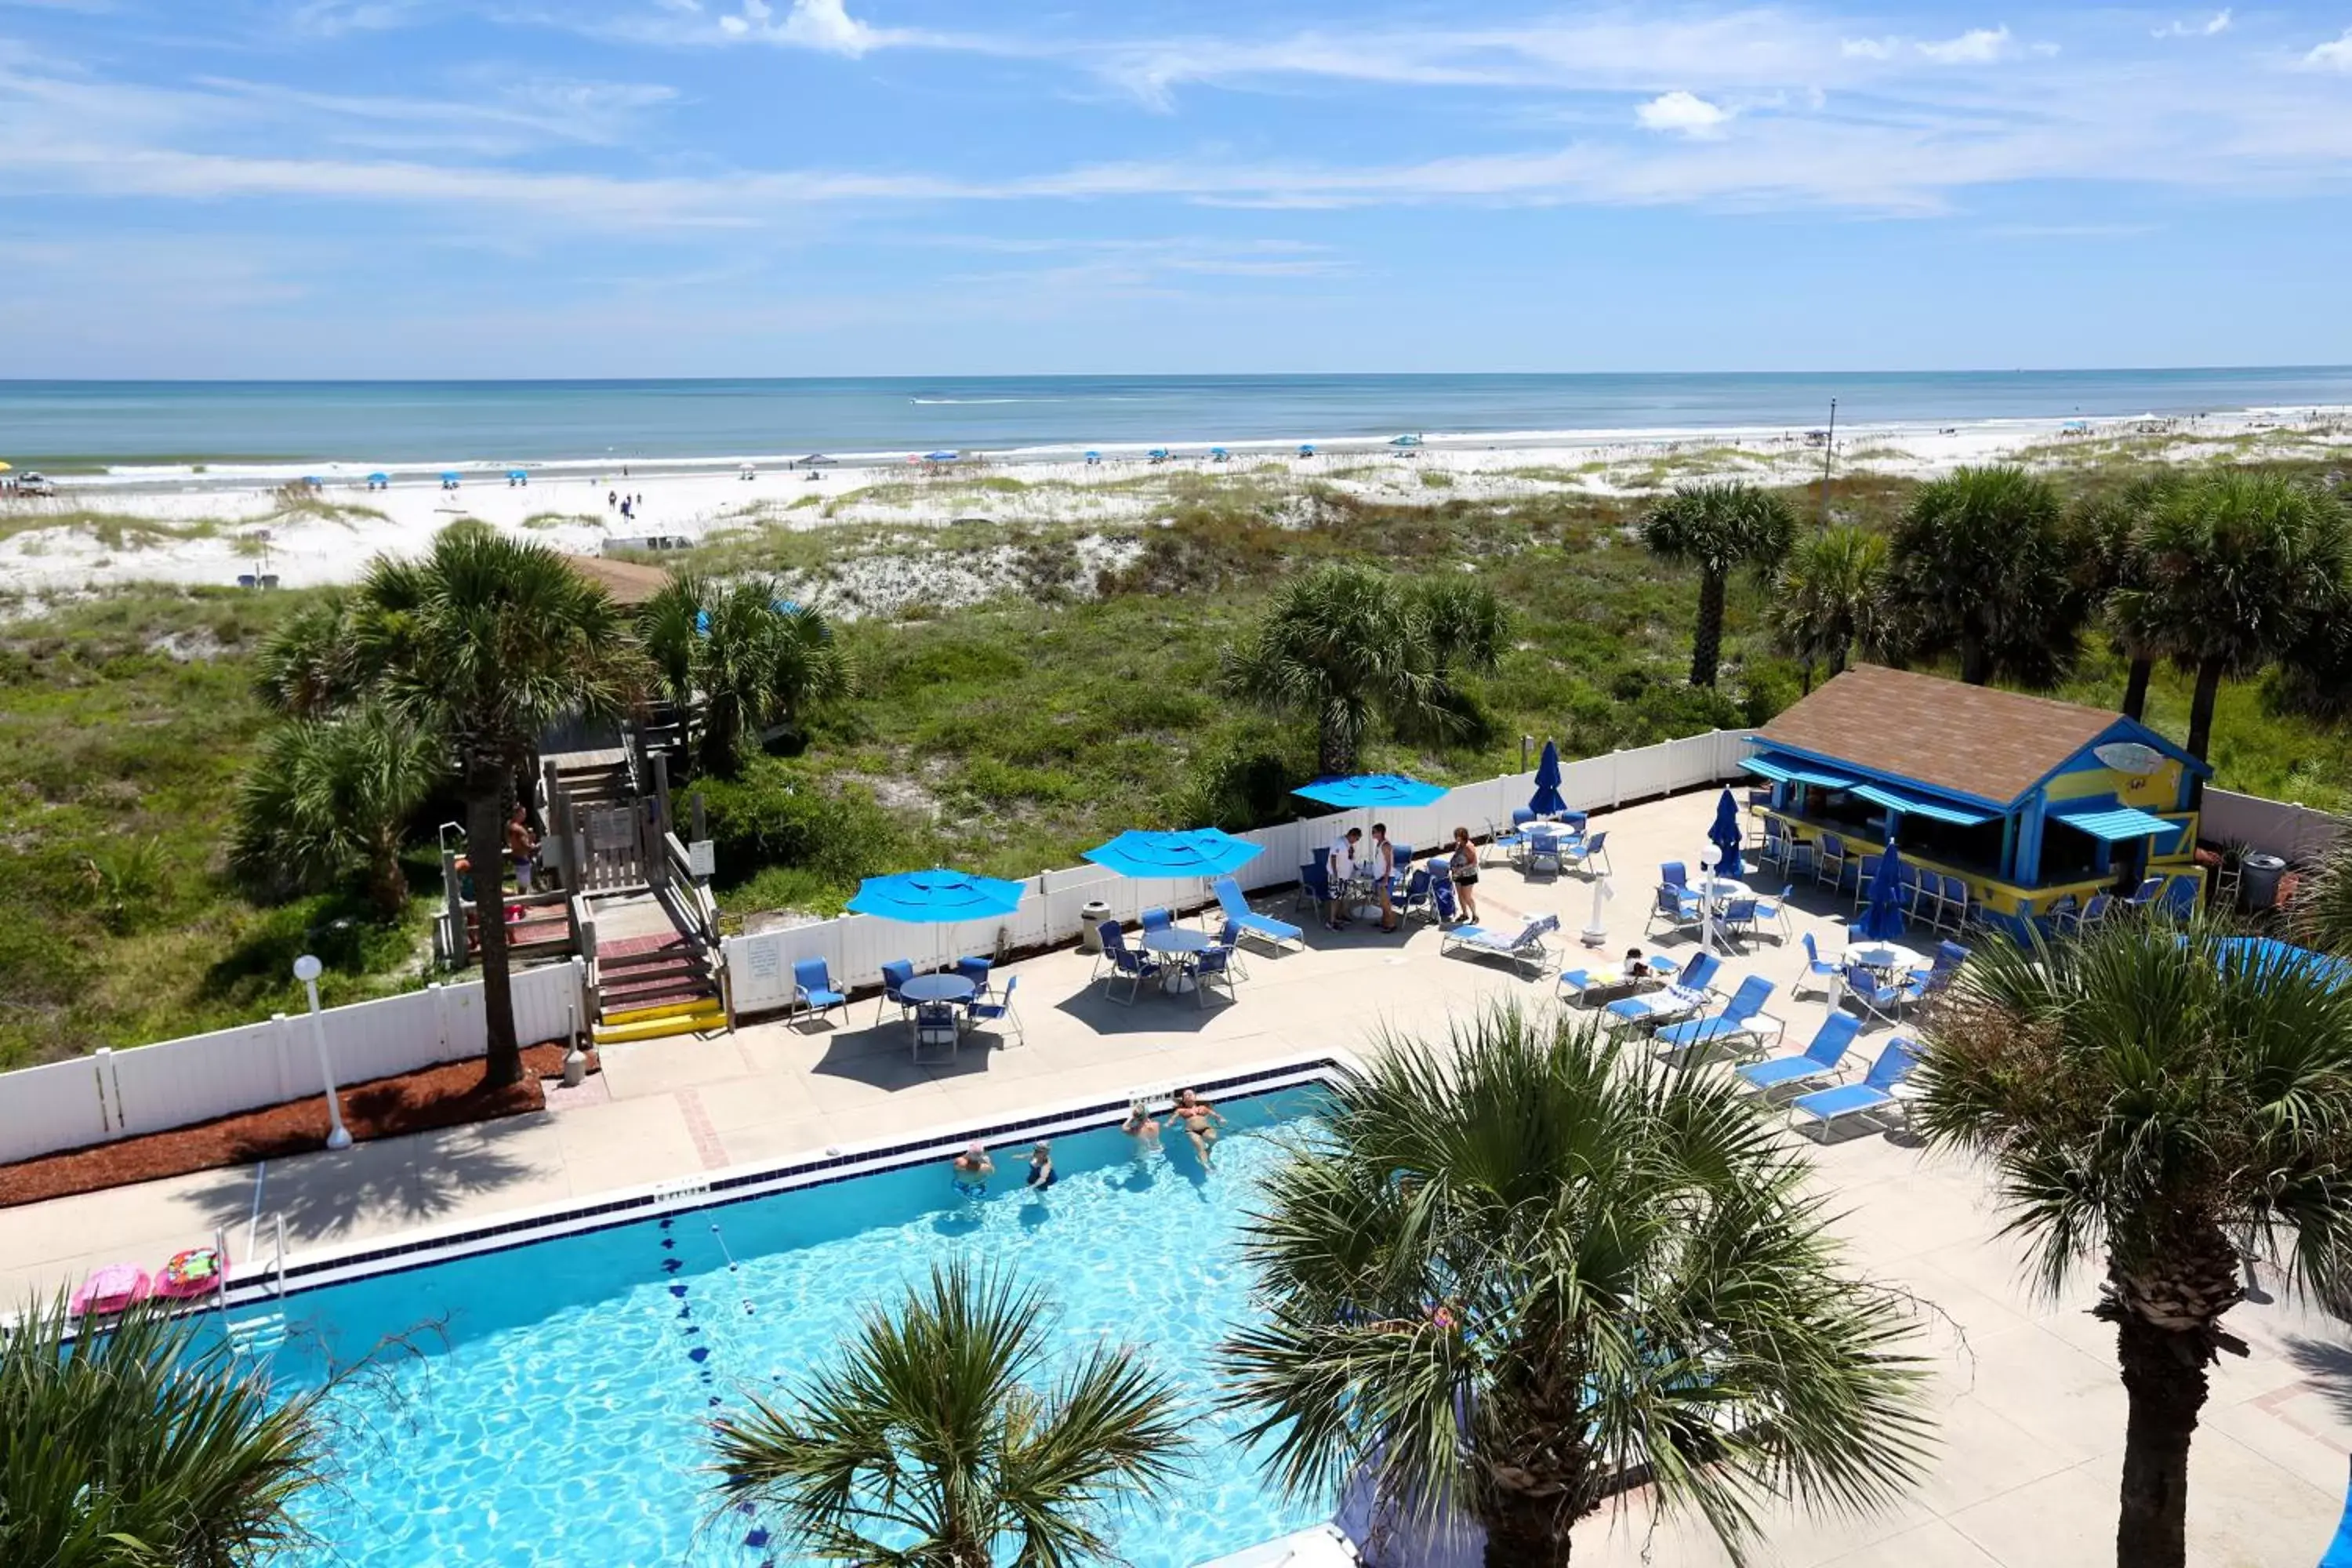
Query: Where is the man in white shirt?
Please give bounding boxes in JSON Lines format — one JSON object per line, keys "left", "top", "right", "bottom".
{"left": 1325, "top": 826, "right": 1362, "bottom": 927}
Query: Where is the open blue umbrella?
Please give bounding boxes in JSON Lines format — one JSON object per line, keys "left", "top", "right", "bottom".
{"left": 1294, "top": 774, "right": 1446, "bottom": 811}
{"left": 1529, "top": 741, "right": 1566, "bottom": 818}
{"left": 1298, "top": 443, "right": 1316, "bottom": 458}
{"left": 1708, "top": 787, "right": 1745, "bottom": 880}
{"left": 365, "top": 470, "right": 390, "bottom": 487}
{"left": 1857, "top": 840, "right": 1908, "bottom": 941}
{"left": 1084, "top": 829, "right": 1263, "bottom": 880}
{"left": 506, "top": 468, "right": 529, "bottom": 484}
{"left": 847, "top": 868, "right": 1025, "bottom": 924}
{"left": 922, "top": 450, "right": 959, "bottom": 463}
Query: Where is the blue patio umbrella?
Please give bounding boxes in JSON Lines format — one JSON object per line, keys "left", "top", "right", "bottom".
{"left": 440, "top": 470, "right": 461, "bottom": 485}
{"left": 1294, "top": 774, "right": 1447, "bottom": 811}
{"left": 1147, "top": 447, "right": 1171, "bottom": 461}
{"left": 1084, "top": 828, "right": 1263, "bottom": 880}
{"left": 1856, "top": 840, "right": 1908, "bottom": 941}
{"left": 1529, "top": 740, "right": 1566, "bottom": 818}
{"left": 1210, "top": 446, "right": 1230, "bottom": 461}
{"left": 1707, "top": 787, "right": 1745, "bottom": 880}
{"left": 506, "top": 468, "right": 528, "bottom": 483}
{"left": 848, "top": 868, "right": 1027, "bottom": 973}
{"left": 365, "top": 470, "right": 389, "bottom": 486}
{"left": 1083, "top": 450, "right": 1102, "bottom": 464}
{"left": 1298, "top": 443, "right": 1316, "bottom": 457}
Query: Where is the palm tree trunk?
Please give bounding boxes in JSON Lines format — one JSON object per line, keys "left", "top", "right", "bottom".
{"left": 1318, "top": 711, "right": 1356, "bottom": 778}
{"left": 2183, "top": 659, "right": 2223, "bottom": 763}
{"left": 1690, "top": 570, "right": 1727, "bottom": 688}
{"left": 1798, "top": 658, "right": 1816, "bottom": 696}
{"left": 366, "top": 840, "right": 408, "bottom": 920}
{"left": 465, "top": 765, "right": 524, "bottom": 1089}
{"left": 2121, "top": 657, "right": 2153, "bottom": 721}
{"left": 1960, "top": 630, "right": 1991, "bottom": 685}
{"left": 1482, "top": 1494, "right": 1572, "bottom": 1568}
{"left": 2113, "top": 1312, "right": 2206, "bottom": 1568}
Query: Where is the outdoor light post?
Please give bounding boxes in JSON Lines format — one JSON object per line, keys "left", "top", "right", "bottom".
{"left": 292, "top": 955, "right": 352, "bottom": 1151}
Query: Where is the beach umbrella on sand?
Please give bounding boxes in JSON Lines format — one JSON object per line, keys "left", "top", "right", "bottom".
{"left": 848, "top": 868, "right": 1028, "bottom": 975}
{"left": 1529, "top": 741, "right": 1566, "bottom": 818}
{"left": 506, "top": 468, "right": 529, "bottom": 485}
{"left": 922, "top": 450, "right": 959, "bottom": 463}
{"left": 365, "top": 471, "right": 389, "bottom": 489}
{"left": 1297, "top": 444, "right": 1315, "bottom": 458}
{"left": 1707, "top": 787, "right": 1745, "bottom": 880}
{"left": 1210, "top": 446, "right": 1230, "bottom": 462}
{"left": 1083, "top": 450, "right": 1102, "bottom": 465}
{"left": 1857, "top": 840, "right": 1908, "bottom": 941}
{"left": 440, "top": 470, "right": 462, "bottom": 488}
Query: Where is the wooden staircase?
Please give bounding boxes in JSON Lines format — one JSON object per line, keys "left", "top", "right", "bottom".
{"left": 588, "top": 927, "right": 725, "bottom": 1044}
{"left": 463, "top": 887, "right": 575, "bottom": 964}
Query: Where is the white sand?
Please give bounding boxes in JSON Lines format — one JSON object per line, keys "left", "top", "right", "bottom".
{"left": 2, "top": 406, "right": 2345, "bottom": 605}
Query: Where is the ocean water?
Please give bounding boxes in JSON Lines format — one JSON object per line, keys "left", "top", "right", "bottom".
{"left": 230, "top": 1085, "right": 1329, "bottom": 1568}
{"left": 5, "top": 367, "right": 2351, "bottom": 471}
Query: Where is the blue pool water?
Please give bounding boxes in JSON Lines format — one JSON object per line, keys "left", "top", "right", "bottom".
{"left": 243, "top": 1086, "right": 1329, "bottom": 1567}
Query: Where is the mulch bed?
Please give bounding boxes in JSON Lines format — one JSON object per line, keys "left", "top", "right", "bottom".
{"left": 0, "top": 1041, "right": 599, "bottom": 1210}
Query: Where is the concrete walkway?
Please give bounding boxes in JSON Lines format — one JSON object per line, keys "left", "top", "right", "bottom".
{"left": 4, "top": 789, "right": 2346, "bottom": 1567}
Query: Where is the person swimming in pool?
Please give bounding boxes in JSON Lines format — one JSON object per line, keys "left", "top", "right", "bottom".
{"left": 1122, "top": 1100, "right": 1161, "bottom": 1145}
{"left": 1171, "top": 1089, "right": 1225, "bottom": 1167}
{"left": 951, "top": 1142, "right": 993, "bottom": 1196}
{"left": 1025, "top": 1141, "right": 1055, "bottom": 1190}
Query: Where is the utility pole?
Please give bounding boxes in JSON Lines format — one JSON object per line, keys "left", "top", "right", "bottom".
{"left": 1817, "top": 397, "right": 1837, "bottom": 524}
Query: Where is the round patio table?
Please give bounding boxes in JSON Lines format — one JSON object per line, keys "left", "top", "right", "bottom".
{"left": 1847, "top": 941, "right": 1929, "bottom": 975}
{"left": 901, "top": 974, "right": 977, "bottom": 1006}
{"left": 1697, "top": 877, "right": 1753, "bottom": 902}
{"left": 1142, "top": 927, "right": 1214, "bottom": 992}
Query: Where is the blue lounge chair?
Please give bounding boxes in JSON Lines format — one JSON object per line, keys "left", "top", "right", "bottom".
{"left": 1653, "top": 975, "right": 1783, "bottom": 1062}
{"left": 1563, "top": 829, "right": 1610, "bottom": 878}
{"left": 790, "top": 957, "right": 848, "bottom": 1027}
{"left": 1097, "top": 922, "right": 1163, "bottom": 1005}
{"left": 1439, "top": 913, "right": 1559, "bottom": 978}
{"left": 1214, "top": 875, "right": 1302, "bottom": 953}
{"left": 967, "top": 974, "right": 1022, "bottom": 1046}
{"left": 1140, "top": 907, "right": 1173, "bottom": 933}
{"left": 1790, "top": 1038, "right": 1920, "bottom": 1135}
{"left": 1603, "top": 951, "right": 1722, "bottom": 1033}
{"left": 1559, "top": 952, "right": 1679, "bottom": 1006}
{"left": 876, "top": 958, "right": 916, "bottom": 1025}
{"left": 1795, "top": 932, "right": 1842, "bottom": 1000}
{"left": 1737, "top": 1011, "right": 1861, "bottom": 1097}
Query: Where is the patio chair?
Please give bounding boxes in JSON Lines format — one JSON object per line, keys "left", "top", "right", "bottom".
{"left": 1653, "top": 975, "right": 1784, "bottom": 1062}
{"left": 876, "top": 958, "right": 916, "bottom": 1025}
{"left": 2125, "top": 874, "right": 2168, "bottom": 911}
{"left": 967, "top": 975, "right": 1023, "bottom": 1047}
{"left": 790, "top": 957, "right": 848, "bottom": 1028}
{"left": 1525, "top": 826, "right": 1563, "bottom": 878}
{"left": 1397, "top": 867, "right": 1436, "bottom": 924}
{"left": 1737, "top": 1011, "right": 1863, "bottom": 1098}
{"left": 1757, "top": 817, "right": 1791, "bottom": 873}
{"left": 1140, "top": 907, "right": 1174, "bottom": 933}
{"left": 1902, "top": 866, "right": 1941, "bottom": 927}
{"left": 1560, "top": 810, "right": 1589, "bottom": 833}
{"left": 2060, "top": 891, "right": 2114, "bottom": 935}
{"left": 955, "top": 955, "right": 993, "bottom": 998}
{"left": 1097, "top": 922, "right": 1164, "bottom": 1005}
{"left": 2038, "top": 893, "right": 2078, "bottom": 935}
{"left": 1294, "top": 862, "right": 1325, "bottom": 914}
{"left": 1603, "top": 951, "right": 1722, "bottom": 1034}
{"left": 1563, "top": 830, "right": 1610, "bottom": 878}
{"left": 1789, "top": 1038, "right": 1920, "bottom": 1136}
{"left": 1849, "top": 855, "right": 1884, "bottom": 911}
{"left": 1936, "top": 874, "right": 1972, "bottom": 933}
{"left": 1192, "top": 942, "right": 1240, "bottom": 1007}
{"left": 1841, "top": 960, "right": 1911, "bottom": 1028}
{"left": 1216, "top": 919, "right": 1254, "bottom": 980}
{"left": 1749, "top": 882, "right": 1795, "bottom": 942}
{"left": 1720, "top": 896, "right": 1761, "bottom": 947}
{"left": 1646, "top": 880, "right": 1703, "bottom": 938}
{"left": 1428, "top": 873, "right": 1459, "bottom": 924}
{"left": 1814, "top": 833, "right": 1849, "bottom": 891}
{"left": 1214, "top": 875, "right": 1302, "bottom": 953}
{"left": 1795, "top": 931, "right": 1843, "bottom": 1001}
{"left": 1661, "top": 860, "right": 1690, "bottom": 889}
{"left": 910, "top": 1001, "right": 960, "bottom": 1064}
{"left": 1490, "top": 815, "right": 1527, "bottom": 863}
{"left": 1439, "top": 913, "right": 1560, "bottom": 978}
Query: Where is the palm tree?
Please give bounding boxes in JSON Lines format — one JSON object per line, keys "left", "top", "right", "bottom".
{"left": 1640, "top": 482, "right": 1797, "bottom": 688}
{"left": 2067, "top": 474, "right": 2179, "bottom": 720}
{"left": 641, "top": 572, "right": 852, "bottom": 777}
{"left": 2291, "top": 840, "right": 2352, "bottom": 957}
{"left": 1882, "top": 466, "right": 2082, "bottom": 686}
{"left": 1911, "top": 916, "right": 2352, "bottom": 1568}
{"left": 1770, "top": 524, "right": 1887, "bottom": 691}
{"left": 1227, "top": 562, "right": 1452, "bottom": 777}
{"left": 709, "top": 1260, "right": 1189, "bottom": 1568}
{"left": 354, "top": 523, "right": 637, "bottom": 1087}
{"left": 2106, "top": 471, "right": 2350, "bottom": 766}
{"left": 230, "top": 702, "right": 445, "bottom": 916}
{"left": 1414, "top": 575, "right": 1511, "bottom": 680}
{"left": 1219, "top": 1004, "right": 1930, "bottom": 1568}
{"left": 253, "top": 591, "right": 366, "bottom": 718}
{"left": 2, "top": 1294, "right": 332, "bottom": 1565}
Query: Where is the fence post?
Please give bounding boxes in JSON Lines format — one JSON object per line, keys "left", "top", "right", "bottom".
{"left": 273, "top": 1012, "right": 300, "bottom": 1102}
{"left": 92, "top": 1047, "right": 118, "bottom": 1134}
{"left": 1612, "top": 750, "right": 1625, "bottom": 810}
{"left": 429, "top": 982, "right": 453, "bottom": 1058}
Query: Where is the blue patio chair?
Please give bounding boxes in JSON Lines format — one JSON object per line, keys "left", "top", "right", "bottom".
{"left": 1098, "top": 922, "right": 1163, "bottom": 1005}
{"left": 967, "top": 974, "right": 1022, "bottom": 1046}
{"left": 1758, "top": 817, "right": 1791, "bottom": 872}
{"left": 2038, "top": 892, "right": 2078, "bottom": 935}
{"left": 1719, "top": 896, "right": 1760, "bottom": 948}
{"left": 1192, "top": 942, "right": 1240, "bottom": 1007}
{"left": 1936, "top": 939, "right": 1970, "bottom": 967}
{"left": 1661, "top": 860, "right": 1690, "bottom": 889}
{"left": 1653, "top": 975, "right": 1783, "bottom": 1062}
{"left": 2055, "top": 891, "right": 2112, "bottom": 936}
{"left": 1646, "top": 880, "right": 1703, "bottom": 938}
{"left": 1849, "top": 854, "right": 1884, "bottom": 911}
{"left": 1737, "top": 1011, "right": 1862, "bottom": 1098}
{"left": 1936, "top": 874, "right": 1972, "bottom": 932}
{"left": 1216, "top": 918, "right": 1254, "bottom": 980}
{"left": 910, "top": 1000, "right": 960, "bottom": 1064}
{"left": 955, "top": 955, "right": 993, "bottom": 998}
{"left": 2125, "top": 874, "right": 2167, "bottom": 910}
{"left": 1296, "top": 860, "right": 1340, "bottom": 925}
{"left": 1140, "top": 907, "right": 1174, "bottom": 933}
{"left": 1796, "top": 931, "right": 1842, "bottom": 1000}
{"left": 1512, "top": 808, "right": 1537, "bottom": 829}
{"left": 1604, "top": 951, "right": 1722, "bottom": 1033}
{"left": 1842, "top": 960, "right": 1911, "bottom": 1028}
{"left": 1902, "top": 866, "right": 1941, "bottom": 926}
{"left": 1398, "top": 866, "right": 1436, "bottom": 924}
{"left": 1214, "top": 875, "right": 1301, "bottom": 953}
{"left": 1428, "top": 873, "right": 1459, "bottom": 923}
{"left": 1564, "top": 829, "right": 1610, "bottom": 878}
{"left": 1790, "top": 1038, "right": 1920, "bottom": 1136}
{"left": 1560, "top": 810, "right": 1589, "bottom": 833}
{"left": 790, "top": 957, "right": 848, "bottom": 1027}
{"left": 877, "top": 958, "right": 916, "bottom": 1025}
{"left": 1814, "top": 833, "right": 1849, "bottom": 890}
{"left": 1749, "top": 882, "right": 1795, "bottom": 942}
{"left": 1525, "top": 826, "right": 1563, "bottom": 877}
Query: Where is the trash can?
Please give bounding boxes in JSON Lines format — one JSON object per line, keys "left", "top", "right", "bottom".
{"left": 2242, "top": 852, "right": 2288, "bottom": 912}
{"left": 1079, "top": 900, "right": 1112, "bottom": 952}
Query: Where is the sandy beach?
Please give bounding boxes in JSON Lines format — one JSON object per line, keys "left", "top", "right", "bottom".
{"left": 3, "top": 405, "right": 2347, "bottom": 605}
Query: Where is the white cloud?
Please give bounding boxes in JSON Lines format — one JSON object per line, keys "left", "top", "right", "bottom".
{"left": 1916, "top": 26, "right": 2014, "bottom": 65}
{"left": 2152, "top": 10, "right": 2230, "bottom": 39}
{"left": 1636, "top": 90, "right": 1732, "bottom": 137}
{"left": 709, "top": 0, "right": 883, "bottom": 54}
{"left": 2305, "top": 28, "right": 2352, "bottom": 72}
{"left": 1839, "top": 37, "right": 1896, "bottom": 60}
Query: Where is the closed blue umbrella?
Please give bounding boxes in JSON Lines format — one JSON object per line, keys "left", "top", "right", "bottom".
{"left": 1084, "top": 829, "right": 1263, "bottom": 880}
{"left": 1708, "top": 787, "right": 1745, "bottom": 880}
{"left": 1529, "top": 741, "right": 1566, "bottom": 818}
{"left": 1294, "top": 774, "right": 1446, "bottom": 811}
{"left": 1857, "top": 840, "right": 1908, "bottom": 941}
{"left": 922, "top": 450, "right": 959, "bottom": 463}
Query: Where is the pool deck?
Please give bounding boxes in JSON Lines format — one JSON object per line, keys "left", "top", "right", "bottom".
{"left": 6, "top": 788, "right": 2347, "bottom": 1567}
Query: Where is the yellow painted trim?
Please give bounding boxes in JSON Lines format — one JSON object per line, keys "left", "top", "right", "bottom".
{"left": 1762, "top": 808, "right": 2207, "bottom": 919}
{"left": 593, "top": 1004, "right": 727, "bottom": 1044}
{"left": 602, "top": 996, "right": 716, "bottom": 1026}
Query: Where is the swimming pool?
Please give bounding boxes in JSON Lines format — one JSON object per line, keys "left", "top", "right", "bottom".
{"left": 238, "top": 1078, "right": 1334, "bottom": 1567}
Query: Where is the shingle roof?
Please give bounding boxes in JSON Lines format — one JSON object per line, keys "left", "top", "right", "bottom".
{"left": 1756, "top": 665, "right": 2129, "bottom": 809}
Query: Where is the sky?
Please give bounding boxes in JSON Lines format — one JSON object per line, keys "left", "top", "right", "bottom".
{"left": 1, "top": 0, "right": 2349, "bottom": 377}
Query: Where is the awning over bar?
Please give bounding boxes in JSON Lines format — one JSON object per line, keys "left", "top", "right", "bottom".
{"left": 1740, "top": 750, "right": 1860, "bottom": 789}
{"left": 2049, "top": 801, "right": 2180, "bottom": 843}
{"left": 1850, "top": 780, "right": 2000, "bottom": 826}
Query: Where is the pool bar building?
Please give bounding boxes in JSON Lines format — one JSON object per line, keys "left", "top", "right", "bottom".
{"left": 1740, "top": 665, "right": 2212, "bottom": 935}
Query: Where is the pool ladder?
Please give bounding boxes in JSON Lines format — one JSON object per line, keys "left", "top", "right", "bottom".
{"left": 226, "top": 1212, "right": 291, "bottom": 1358}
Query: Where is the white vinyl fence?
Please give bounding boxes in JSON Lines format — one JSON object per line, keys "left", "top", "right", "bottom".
{"left": 724, "top": 729, "right": 1760, "bottom": 1018}
{"left": 2202, "top": 788, "right": 2350, "bottom": 866}
{"left": 0, "top": 960, "right": 585, "bottom": 1167}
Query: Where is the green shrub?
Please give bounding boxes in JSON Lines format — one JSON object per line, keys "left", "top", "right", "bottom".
{"left": 700, "top": 760, "right": 908, "bottom": 890}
